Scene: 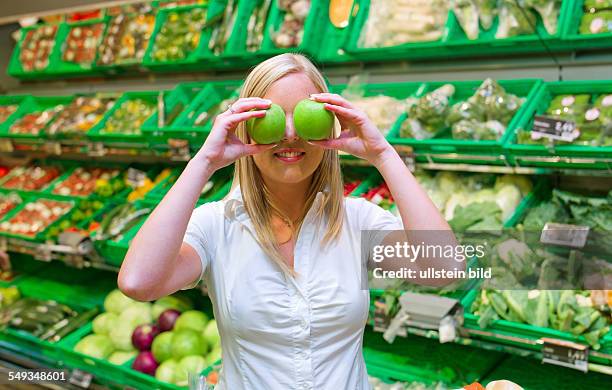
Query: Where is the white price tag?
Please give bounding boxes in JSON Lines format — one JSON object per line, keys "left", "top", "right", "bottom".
{"left": 540, "top": 222, "right": 590, "bottom": 248}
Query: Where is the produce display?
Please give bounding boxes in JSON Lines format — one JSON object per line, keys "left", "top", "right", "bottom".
{"left": 51, "top": 167, "right": 122, "bottom": 197}
{"left": 246, "top": 0, "right": 273, "bottom": 52}
{"left": 517, "top": 92, "right": 612, "bottom": 146}
{"left": 0, "top": 193, "right": 23, "bottom": 220}
{"left": 8, "top": 104, "right": 65, "bottom": 136}
{"left": 127, "top": 168, "right": 173, "bottom": 202}
{"left": 471, "top": 289, "right": 611, "bottom": 348}
{"left": 193, "top": 93, "right": 238, "bottom": 127}
{"left": 0, "top": 199, "right": 72, "bottom": 238}
{"left": 75, "top": 289, "right": 220, "bottom": 387}
{"left": 0, "top": 104, "right": 19, "bottom": 124}
{"left": 150, "top": 8, "right": 206, "bottom": 62}
{"left": 0, "top": 293, "right": 97, "bottom": 341}
{"left": 343, "top": 171, "right": 363, "bottom": 196}
{"left": 43, "top": 198, "right": 105, "bottom": 240}
{"left": 346, "top": 94, "right": 407, "bottom": 136}
{"left": 62, "top": 22, "right": 106, "bottom": 66}
{"left": 358, "top": 0, "right": 449, "bottom": 47}
{"left": 97, "top": 9, "right": 156, "bottom": 66}
{"left": 46, "top": 96, "right": 116, "bottom": 137}
{"left": 273, "top": 0, "right": 311, "bottom": 48}
{"left": 19, "top": 25, "right": 58, "bottom": 71}
{"left": 100, "top": 98, "right": 156, "bottom": 135}
{"left": 400, "top": 79, "right": 524, "bottom": 141}
{"left": 1, "top": 166, "right": 61, "bottom": 191}
{"left": 209, "top": 0, "right": 240, "bottom": 55}
{"left": 92, "top": 203, "right": 152, "bottom": 242}
{"left": 415, "top": 172, "right": 531, "bottom": 230}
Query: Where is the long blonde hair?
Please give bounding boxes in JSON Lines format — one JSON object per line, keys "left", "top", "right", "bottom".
{"left": 233, "top": 53, "right": 344, "bottom": 275}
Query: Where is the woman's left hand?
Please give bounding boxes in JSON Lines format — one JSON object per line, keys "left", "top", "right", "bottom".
{"left": 308, "top": 93, "right": 394, "bottom": 165}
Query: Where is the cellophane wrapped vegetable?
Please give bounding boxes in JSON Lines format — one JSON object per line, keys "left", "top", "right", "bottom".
{"left": 209, "top": 0, "right": 240, "bottom": 55}
{"left": 151, "top": 8, "right": 206, "bottom": 62}
{"left": 474, "top": 0, "right": 498, "bottom": 30}
{"left": 359, "top": 0, "right": 449, "bottom": 48}
{"left": 452, "top": 0, "right": 480, "bottom": 40}
{"left": 522, "top": 0, "right": 562, "bottom": 35}
{"left": 272, "top": 0, "right": 311, "bottom": 48}
{"left": 496, "top": 0, "right": 537, "bottom": 38}
{"left": 400, "top": 84, "right": 455, "bottom": 139}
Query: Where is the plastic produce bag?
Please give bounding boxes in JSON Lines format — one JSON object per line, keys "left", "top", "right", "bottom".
{"left": 401, "top": 84, "right": 455, "bottom": 138}
{"left": 452, "top": 0, "right": 480, "bottom": 39}
{"left": 522, "top": 0, "right": 561, "bottom": 35}
{"left": 496, "top": 0, "right": 536, "bottom": 38}
{"left": 451, "top": 119, "right": 506, "bottom": 140}
{"left": 546, "top": 94, "right": 590, "bottom": 122}
{"left": 359, "top": 0, "right": 450, "bottom": 48}
{"left": 474, "top": 0, "right": 498, "bottom": 30}
{"left": 469, "top": 78, "right": 524, "bottom": 125}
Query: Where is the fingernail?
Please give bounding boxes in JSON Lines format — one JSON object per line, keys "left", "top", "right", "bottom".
{"left": 264, "top": 99, "right": 272, "bottom": 104}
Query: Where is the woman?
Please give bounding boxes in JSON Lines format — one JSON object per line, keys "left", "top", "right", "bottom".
{"left": 119, "top": 54, "right": 458, "bottom": 389}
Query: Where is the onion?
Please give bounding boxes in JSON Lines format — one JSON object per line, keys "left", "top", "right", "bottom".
{"left": 157, "top": 309, "right": 181, "bottom": 332}
{"left": 132, "top": 351, "right": 158, "bottom": 376}
{"left": 132, "top": 324, "right": 160, "bottom": 351}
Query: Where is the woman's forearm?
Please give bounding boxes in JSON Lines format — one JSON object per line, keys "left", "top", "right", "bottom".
{"left": 118, "top": 155, "right": 215, "bottom": 298}
{"left": 372, "top": 148, "right": 463, "bottom": 286}
{"left": 373, "top": 148, "right": 450, "bottom": 231}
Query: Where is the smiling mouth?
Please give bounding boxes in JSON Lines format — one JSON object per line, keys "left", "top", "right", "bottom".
{"left": 274, "top": 150, "right": 305, "bottom": 163}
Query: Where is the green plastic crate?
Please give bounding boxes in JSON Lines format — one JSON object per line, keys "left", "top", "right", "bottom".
{"left": 0, "top": 95, "right": 75, "bottom": 142}
{"left": 50, "top": 18, "right": 109, "bottom": 77}
{"left": 42, "top": 164, "right": 125, "bottom": 200}
{"left": 169, "top": 81, "right": 241, "bottom": 144}
{"left": 7, "top": 24, "right": 66, "bottom": 80}
{"left": 141, "top": 82, "right": 208, "bottom": 144}
{"left": 561, "top": 0, "right": 612, "bottom": 50}
{"left": 87, "top": 91, "right": 161, "bottom": 145}
{"left": 196, "top": 0, "right": 244, "bottom": 63}
{"left": 505, "top": 80, "right": 612, "bottom": 170}
{"left": 314, "top": 0, "right": 359, "bottom": 63}
{"left": 344, "top": 0, "right": 572, "bottom": 62}
{"left": 362, "top": 329, "right": 506, "bottom": 387}
{"left": 142, "top": 4, "right": 210, "bottom": 71}
{"left": 254, "top": 0, "right": 328, "bottom": 58}
{"left": 386, "top": 79, "right": 543, "bottom": 165}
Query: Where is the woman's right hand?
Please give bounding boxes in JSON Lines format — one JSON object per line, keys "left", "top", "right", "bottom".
{"left": 195, "top": 97, "right": 276, "bottom": 171}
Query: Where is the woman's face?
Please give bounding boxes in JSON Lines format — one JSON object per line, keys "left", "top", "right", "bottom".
{"left": 252, "top": 72, "right": 325, "bottom": 185}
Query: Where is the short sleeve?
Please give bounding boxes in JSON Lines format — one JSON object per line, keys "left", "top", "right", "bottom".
{"left": 182, "top": 203, "right": 219, "bottom": 289}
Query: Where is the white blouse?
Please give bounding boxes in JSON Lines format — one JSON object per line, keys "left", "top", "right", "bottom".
{"left": 183, "top": 187, "right": 402, "bottom": 390}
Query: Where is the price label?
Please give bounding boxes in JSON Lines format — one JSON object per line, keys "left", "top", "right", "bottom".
{"left": 531, "top": 115, "right": 579, "bottom": 142}
{"left": 542, "top": 338, "right": 588, "bottom": 372}
{"left": 540, "top": 222, "right": 590, "bottom": 248}
{"left": 69, "top": 369, "right": 93, "bottom": 388}
{"left": 88, "top": 142, "right": 106, "bottom": 157}
{"left": 44, "top": 141, "right": 62, "bottom": 155}
{"left": 126, "top": 168, "right": 147, "bottom": 188}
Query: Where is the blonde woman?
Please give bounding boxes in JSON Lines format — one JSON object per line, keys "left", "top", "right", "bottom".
{"left": 119, "top": 54, "right": 458, "bottom": 389}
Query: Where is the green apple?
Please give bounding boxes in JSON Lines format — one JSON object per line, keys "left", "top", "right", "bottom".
{"left": 293, "top": 99, "right": 334, "bottom": 140}
{"left": 247, "top": 103, "right": 286, "bottom": 144}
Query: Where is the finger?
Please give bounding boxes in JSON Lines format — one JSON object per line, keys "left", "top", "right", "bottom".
{"left": 322, "top": 103, "right": 366, "bottom": 129}
{"left": 310, "top": 93, "right": 355, "bottom": 109}
{"left": 221, "top": 110, "right": 267, "bottom": 130}
{"left": 229, "top": 98, "right": 272, "bottom": 113}
{"left": 308, "top": 137, "right": 351, "bottom": 150}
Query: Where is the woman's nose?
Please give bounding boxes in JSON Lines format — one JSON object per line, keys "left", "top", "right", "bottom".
{"left": 283, "top": 114, "right": 299, "bottom": 142}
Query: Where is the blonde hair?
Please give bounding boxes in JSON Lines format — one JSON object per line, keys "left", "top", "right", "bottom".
{"left": 233, "top": 53, "right": 344, "bottom": 275}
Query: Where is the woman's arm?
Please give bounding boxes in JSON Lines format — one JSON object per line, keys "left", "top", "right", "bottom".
{"left": 310, "top": 93, "right": 463, "bottom": 286}
{"left": 118, "top": 98, "right": 274, "bottom": 301}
